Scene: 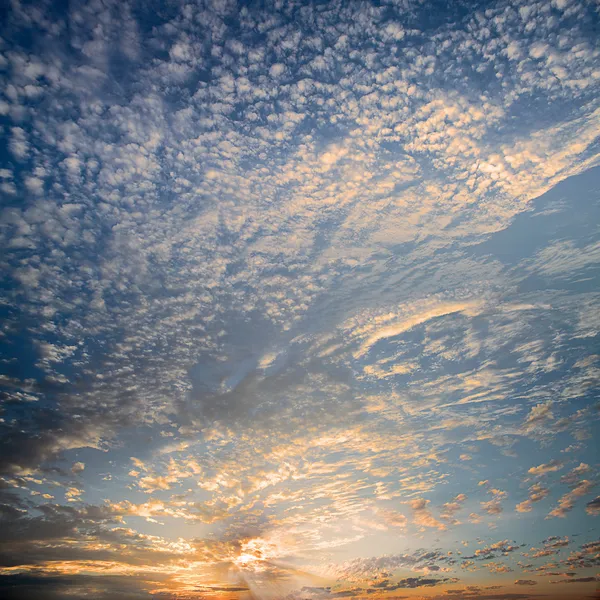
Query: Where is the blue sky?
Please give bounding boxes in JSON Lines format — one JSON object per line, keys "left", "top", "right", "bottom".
{"left": 0, "top": 0, "right": 599, "bottom": 598}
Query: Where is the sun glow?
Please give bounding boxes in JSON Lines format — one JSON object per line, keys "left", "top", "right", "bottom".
{"left": 234, "top": 538, "right": 277, "bottom": 572}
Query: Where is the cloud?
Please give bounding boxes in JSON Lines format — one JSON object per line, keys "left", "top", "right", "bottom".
{"left": 585, "top": 496, "right": 600, "bottom": 516}
{"left": 441, "top": 494, "right": 468, "bottom": 524}
{"left": 549, "top": 576, "right": 600, "bottom": 584}
{"left": 409, "top": 498, "right": 448, "bottom": 531}
{"left": 514, "top": 579, "right": 537, "bottom": 586}
{"left": 351, "top": 300, "right": 484, "bottom": 360}
{"left": 0, "top": 571, "right": 170, "bottom": 600}
{"left": 70, "top": 462, "right": 85, "bottom": 475}
{"left": 392, "top": 576, "right": 450, "bottom": 588}
{"left": 559, "top": 462, "right": 591, "bottom": 485}
{"left": 523, "top": 402, "right": 553, "bottom": 429}
{"left": 515, "top": 483, "right": 549, "bottom": 513}
{"left": 547, "top": 478, "right": 595, "bottom": 519}
{"left": 527, "top": 460, "right": 564, "bottom": 477}
{"left": 472, "top": 540, "right": 519, "bottom": 560}
{"left": 481, "top": 489, "right": 507, "bottom": 516}
{"left": 320, "top": 549, "right": 448, "bottom": 583}
{"left": 0, "top": 412, "right": 113, "bottom": 476}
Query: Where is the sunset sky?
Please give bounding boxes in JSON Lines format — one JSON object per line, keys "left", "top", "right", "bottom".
{"left": 1, "top": 0, "right": 599, "bottom": 599}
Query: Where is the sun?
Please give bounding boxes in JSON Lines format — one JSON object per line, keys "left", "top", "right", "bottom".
{"left": 233, "top": 538, "right": 277, "bottom": 572}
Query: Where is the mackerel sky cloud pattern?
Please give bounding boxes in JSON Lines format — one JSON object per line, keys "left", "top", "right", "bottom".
{"left": 0, "top": 0, "right": 599, "bottom": 598}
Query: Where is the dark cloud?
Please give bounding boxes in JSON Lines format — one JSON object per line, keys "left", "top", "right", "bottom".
{"left": 393, "top": 576, "right": 450, "bottom": 588}
{"left": 197, "top": 585, "right": 249, "bottom": 592}
{"left": 0, "top": 501, "right": 184, "bottom": 568}
{"left": 550, "top": 576, "right": 599, "bottom": 584}
{"left": 585, "top": 496, "right": 600, "bottom": 515}
{"left": 0, "top": 572, "right": 167, "bottom": 600}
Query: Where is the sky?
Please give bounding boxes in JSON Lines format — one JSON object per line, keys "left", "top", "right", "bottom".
{"left": 0, "top": 0, "right": 599, "bottom": 599}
